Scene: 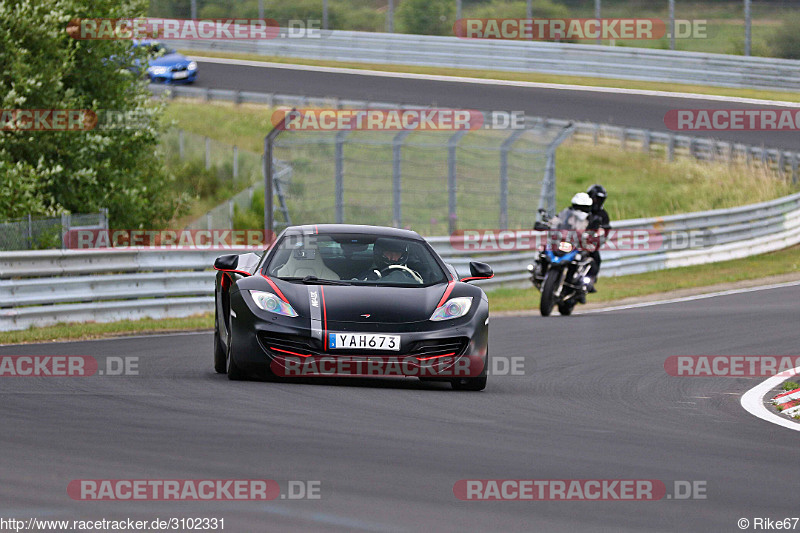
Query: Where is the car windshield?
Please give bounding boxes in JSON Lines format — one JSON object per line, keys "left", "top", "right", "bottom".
{"left": 146, "top": 43, "right": 175, "bottom": 58}
{"left": 265, "top": 233, "right": 448, "bottom": 287}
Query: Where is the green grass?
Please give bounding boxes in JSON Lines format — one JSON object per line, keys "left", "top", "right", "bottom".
{"left": 486, "top": 244, "right": 800, "bottom": 312}
{"left": 182, "top": 49, "right": 800, "bottom": 103}
{"left": 0, "top": 314, "right": 213, "bottom": 345}
{"left": 783, "top": 381, "right": 800, "bottom": 391}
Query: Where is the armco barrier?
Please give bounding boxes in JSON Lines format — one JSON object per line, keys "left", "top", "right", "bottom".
{"left": 1, "top": 192, "right": 799, "bottom": 331}
{"left": 163, "top": 29, "right": 800, "bottom": 91}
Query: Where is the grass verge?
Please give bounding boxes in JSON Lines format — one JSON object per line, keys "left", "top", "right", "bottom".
{"left": 182, "top": 50, "right": 800, "bottom": 104}
{"left": 487, "top": 244, "right": 800, "bottom": 312}
{"left": 0, "top": 314, "right": 213, "bottom": 346}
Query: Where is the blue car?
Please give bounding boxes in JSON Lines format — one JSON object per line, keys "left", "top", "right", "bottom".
{"left": 134, "top": 40, "right": 197, "bottom": 84}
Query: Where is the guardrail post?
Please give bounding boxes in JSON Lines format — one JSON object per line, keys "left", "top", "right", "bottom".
{"left": 27, "top": 214, "right": 32, "bottom": 250}
{"left": 642, "top": 130, "right": 651, "bottom": 153}
{"left": 593, "top": 123, "right": 599, "bottom": 145}
{"left": 447, "top": 130, "right": 469, "bottom": 234}
{"left": 204, "top": 137, "right": 210, "bottom": 170}
{"left": 335, "top": 130, "right": 349, "bottom": 224}
{"left": 500, "top": 129, "right": 525, "bottom": 229}
{"left": 792, "top": 153, "right": 798, "bottom": 184}
{"left": 619, "top": 127, "right": 626, "bottom": 150}
{"left": 233, "top": 145, "right": 238, "bottom": 179}
{"left": 60, "top": 213, "right": 71, "bottom": 250}
{"left": 392, "top": 130, "right": 412, "bottom": 228}
{"left": 229, "top": 200, "right": 234, "bottom": 228}
{"left": 667, "top": 134, "right": 675, "bottom": 161}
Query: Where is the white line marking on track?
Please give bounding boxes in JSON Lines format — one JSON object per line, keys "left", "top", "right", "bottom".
{"left": 741, "top": 367, "right": 800, "bottom": 431}
{"left": 576, "top": 280, "right": 800, "bottom": 315}
{"left": 193, "top": 56, "right": 800, "bottom": 107}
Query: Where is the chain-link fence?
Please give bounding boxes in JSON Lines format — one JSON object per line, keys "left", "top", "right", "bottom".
{"left": 268, "top": 119, "right": 573, "bottom": 236}
{"left": 0, "top": 211, "right": 108, "bottom": 251}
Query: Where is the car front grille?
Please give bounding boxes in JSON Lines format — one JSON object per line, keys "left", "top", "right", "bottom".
{"left": 258, "top": 332, "right": 469, "bottom": 359}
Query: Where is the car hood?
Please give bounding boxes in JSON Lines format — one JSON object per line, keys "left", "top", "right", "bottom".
{"left": 278, "top": 281, "right": 449, "bottom": 324}
{"left": 149, "top": 53, "right": 190, "bottom": 68}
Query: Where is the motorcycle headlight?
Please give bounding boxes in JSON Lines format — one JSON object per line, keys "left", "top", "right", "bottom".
{"left": 148, "top": 66, "right": 169, "bottom": 75}
{"left": 188, "top": 61, "right": 197, "bottom": 70}
{"left": 430, "top": 297, "right": 473, "bottom": 321}
{"left": 248, "top": 290, "right": 298, "bottom": 317}
{"left": 558, "top": 241, "right": 574, "bottom": 253}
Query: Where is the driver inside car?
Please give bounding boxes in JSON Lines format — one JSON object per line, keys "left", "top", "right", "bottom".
{"left": 355, "top": 238, "right": 423, "bottom": 283}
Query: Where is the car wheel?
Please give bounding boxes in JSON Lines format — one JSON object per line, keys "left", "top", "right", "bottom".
{"left": 226, "top": 334, "right": 247, "bottom": 381}
{"left": 213, "top": 313, "right": 227, "bottom": 374}
{"left": 451, "top": 376, "right": 487, "bottom": 391}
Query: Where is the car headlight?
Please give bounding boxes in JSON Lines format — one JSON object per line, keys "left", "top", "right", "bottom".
{"left": 148, "top": 66, "right": 169, "bottom": 75}
{"left": 248, "top": 290, "right": 298, "bottom": 317}
{"left": 188, "top": 61, "right": 197, "bottom": 70}
{"left": 430, "top": 297, "right": 473, "bottom": 321}
{"left": 558, "top": 241, "right": 574, "bottom": 253}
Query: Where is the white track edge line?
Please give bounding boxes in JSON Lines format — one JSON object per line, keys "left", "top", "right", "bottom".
{"left": 741, "top": 367, "right": 800, "bottom": 431}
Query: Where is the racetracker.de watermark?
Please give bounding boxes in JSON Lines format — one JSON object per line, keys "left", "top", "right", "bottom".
{"left": 665, "top": 109, "right": 800, "bottom": 131}
{"left": 451, "top": 228, "right": 715, "bottom": 252}
{"left": 271, "top": 108, "right": 527, "bottom": 131}
{"left": 664, "top": 356, "right": 800, "bottom": 377}
{"left": 270, "top": 355, "right": 525, "bottom": 378}
{"left": 0, "top": 356, "right": 138, "bottom": 377}
{"left": 453, "top": 479, "right": 707, "bottom": 500}
{"left": 453, "top": 18, "right": 706, "bottom": 40}
{"left": 66, "top": 18, "right": 323, "bottom": 40}
{"left": 67, "top": 480, "right": 321, "bottom": 500}
{"left": 65, "top": 229, "right": 273, "bottom": 249}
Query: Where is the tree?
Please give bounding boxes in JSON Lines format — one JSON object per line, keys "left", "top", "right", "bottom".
{"left": 0, "top": 0, "right": 177, "bottom": 228}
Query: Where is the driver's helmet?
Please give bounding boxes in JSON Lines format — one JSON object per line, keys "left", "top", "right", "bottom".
{"left": 571, "top": 192, "right": 593, "bottom": 213}
{"left": 373, "top": 238, "right": 409, "bottom": 270}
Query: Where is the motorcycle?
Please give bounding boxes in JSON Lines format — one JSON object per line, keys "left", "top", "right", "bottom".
{"left": 528, "top": 208, "right": 597, "bottom": 317}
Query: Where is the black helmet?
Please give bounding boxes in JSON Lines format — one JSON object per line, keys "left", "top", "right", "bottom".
{"left": 587, "top": 184, "right": 607, "bottom": 212}
{"left": 373, "top": 238, "right": 408, "bottom": 270}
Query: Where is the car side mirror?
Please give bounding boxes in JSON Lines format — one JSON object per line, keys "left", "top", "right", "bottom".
{"left": 462, "top": 261, "right": 493, "bottom": 282}
{"left": 214, "top": 254, "right": 239, "bottom": 271}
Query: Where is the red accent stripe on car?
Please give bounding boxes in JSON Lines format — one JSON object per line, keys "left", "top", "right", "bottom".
{"left": 459, "top": 274, "right": 494, "bottom": 282}
{"left": 271, "top": 347, "right": 312, "bottom": 358}
{"left": 213, "top": 266, "right": 252, "bottom": 277}
{"left": 261, "top": 275, "right": 290, "bottom": 304}
{"left": 416, "top": 352, "right": 457, "bottom": 361}
{"left": 320, "top": 285, "right": 328, "bottom": 352}
{"left": 436, "top": 280, "right": 456, "bottom": 308}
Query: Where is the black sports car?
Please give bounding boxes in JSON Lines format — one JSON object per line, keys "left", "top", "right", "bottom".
{"left": 213, "top": 224, "right": 493, "bottom": 390}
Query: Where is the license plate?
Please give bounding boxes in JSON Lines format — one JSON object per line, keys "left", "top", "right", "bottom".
{"left": 172, "top": 71, "right": 188, "bottom": 79}
{"left": 328, "top": 333, "right": 400, "bottom": 351}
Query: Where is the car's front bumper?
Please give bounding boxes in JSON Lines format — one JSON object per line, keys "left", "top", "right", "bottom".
{"left": 228, "top": 289, "right": 489, "bottom": 379}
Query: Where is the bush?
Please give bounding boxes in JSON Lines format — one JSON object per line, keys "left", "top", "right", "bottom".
{"left": 396, "top": 0, "right": 455, "bottom": 36}
{"left": 768, "top": 14, "right": 800, "bottom": 59}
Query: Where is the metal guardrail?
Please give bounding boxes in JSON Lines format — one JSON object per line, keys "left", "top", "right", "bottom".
{"left": 163, "top": 29, "right": 800, "bottom": 91}
{"left": 2, "top": 191, "right": 799, "bottom": 331}
{"left": 152, "top": 85, "right": 800, "bottom": 183}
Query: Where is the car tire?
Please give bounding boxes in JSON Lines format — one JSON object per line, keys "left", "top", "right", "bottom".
{"left": 451, "top": 376, "right": 487, "bottom": 391}
{"left": 226, "top": 334, "right": 247, "bottom": 381}
{"left": 213, "top": 310, "right": 227, "bottom": 374}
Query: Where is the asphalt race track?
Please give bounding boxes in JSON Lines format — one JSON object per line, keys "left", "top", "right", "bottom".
{"left": 192, "top": 59, "right": 800, "bottom": 151}
{"left": 1, "top": 285, "right": 798, "bottom": 532}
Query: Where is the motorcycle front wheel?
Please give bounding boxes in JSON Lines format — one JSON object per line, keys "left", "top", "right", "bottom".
{"left": 539, "top": 270, "right": 560, "bottom": 317}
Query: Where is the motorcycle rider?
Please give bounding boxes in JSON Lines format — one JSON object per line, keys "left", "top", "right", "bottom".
{"left": 585, "top": 184, "right": 611, "bottom": 292}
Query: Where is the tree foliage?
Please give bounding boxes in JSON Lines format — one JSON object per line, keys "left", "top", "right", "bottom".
{"left": 0, "top": 0, "right": 177, "bottom": 227}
